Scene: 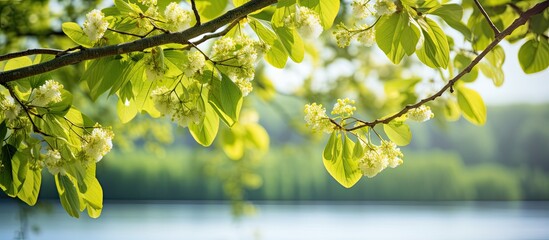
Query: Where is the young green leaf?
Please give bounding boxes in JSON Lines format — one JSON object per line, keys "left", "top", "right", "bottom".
{"left": 518, "top": 38, "right": 549, "bottom": 74}
{"left": 189, "top": 98, "right": 220, "bottom": 147}
{"left": 428, "top": 4, "right": 471, "bottom": 40}
{"left": 298, "top": 0, "right": 340, "bottom": 29}
{"left": 274, "top": 26, "right": 305, "bottom": 63}
{"left": 323, "top": 133, "right": 362, "bottom": 188}
{"left": 55, "top": 175, "right": 81, "bottom": 218}
{"left": 416, "top": 17, "right": 450, "bottom": 69}
{"left": 220, "top": 126, "right": 245, "bottom": 160}
{"left": 383, "top": 121, "right": 412, "bottom": 146}
{"left": 250, "top": 19, "right": 289, "bottom": 68}
{"left": 457, "top": 86, "right": 487, "bottom": 125}
{"left": 244, "top": 123, "right": 270, "bottom": 152}
{"left": 376, "top": 12, "right": 420, "bottom": 64}
{"left": 61, "top": 22, "right": 94, "bottom": 48}
{"left": 208, "top": 74, "right": 243, "bottom": 127}
{"left": 17, "top": 168, "right": 42, "bottom": 206}
{"left": 195, "top": 0, "right": 228, "bottom": 20}
{"left": 0, "top": 144, "right": 16, "bottom": 196}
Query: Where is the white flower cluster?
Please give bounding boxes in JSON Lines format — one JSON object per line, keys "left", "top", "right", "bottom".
{"left": 333, "top": 24, "right": 376, "bottom": 48}
{"left": 81, "top": 127, "right": 114, "bottom": 164}
{"left": 164, "top": 2, "right": 192, "bottom": 32}
{"left": 359, "top": 140, "right": 403, "bottom": 178}
{"left": 211, "top": 36, "right": 267, "bottom": 96}
{"left": 331, "top": 98, "right": 357, "bottom": 118}
{"left": 407, "top": 105, "right": 434, "bottom": 122}
{"left": 285, "top": 6, "right": 323, "bottom": 39}
{"left": 304, "top": 103, "right": 333, "bottom": 133}
{"left": 83, "top": 9, "right": 109, "bottom": 43}
{"left": 44, "top": 149, "right": 66, "bottom": 175}
{"left": 150, "top": 86, "right": 204, "bottom": 127}
{"left": 139, "top": 0, "right": 157, "bottom": 6}
{"left": 182, "top": 51, "right": 206, "bottom": 78}
{"left": 351, "top": 0, "right": 396, "bottom": 18}
{"left": 0, "top": 94, "right": 22, "bottom": 121}
{"left": 30, "top": 80, "right": 64, "bottom": 107}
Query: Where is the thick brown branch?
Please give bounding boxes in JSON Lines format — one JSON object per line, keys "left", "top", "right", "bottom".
{"left": 0, "top": 0, "right": 277, "bottom": 84}
{"left": 346, "top": 0, "right": 549, "bottom": 132}
{"left": 0, "top": 49, "right": 65, "bottom": 62}
{"left": 474, "top": 0, "right": 501, "bottom": 35}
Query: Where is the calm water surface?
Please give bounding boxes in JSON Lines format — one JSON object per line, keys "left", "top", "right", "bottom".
{"left": 1, "top": 201, "right": 548, "bottom": 240}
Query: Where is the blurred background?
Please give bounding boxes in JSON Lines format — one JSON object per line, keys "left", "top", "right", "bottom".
{"left": 1, "top": 0, "right": 548, "bottom": 239}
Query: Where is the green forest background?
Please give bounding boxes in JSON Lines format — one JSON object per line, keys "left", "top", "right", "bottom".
{"left": 25, "top": 102, "right": 549, "bottom": 202}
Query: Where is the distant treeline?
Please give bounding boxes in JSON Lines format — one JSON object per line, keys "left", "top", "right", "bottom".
{"left": 4, "top": 104, "right": 549, "bottom": 201}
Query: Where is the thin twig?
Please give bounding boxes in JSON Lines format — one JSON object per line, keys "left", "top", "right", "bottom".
{"left": 190, "top": 0, "right": 202, "bottom": 26}
{"left": 107, "top": 28, "right": 145, "bottom": 38}
{"left": 474, "top": 0, "right": 501, "bottom": 35}
{"left": 344, "top": 0, "right": 549, "bottom": 132}
{"left": 0, "top": 49, "right": 64, "bottom": 62}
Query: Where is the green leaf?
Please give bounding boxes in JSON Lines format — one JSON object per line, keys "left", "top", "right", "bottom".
{"left": 47, "top": 89, "right": 74, "bottom": 116}
{"left": 274, "top": 26, "right": 305, "bottom": 63}
{"left": 376, "top": 12, "right": 420, "bottom": 64}
{"left": 244, "top": 123, "right": 270, "bottom": 152}
{"left": 0, "top": 144, "right": 16, "bottom": 196}
{"left": 323, "top": 133, "right": 362, "bottom": 188}
{"left": 82, "top": 57, "right": 128, "bottom": 101}
{"left": 457, "top": 86, "right": 486, "bottom": 125}
{"left": 478, "top": 46, "right": 505, "bottom": 86}
{"left": 55, "top": 174, "right": 81, "bottom": 218}
{"left": 518, "top": 38, "right": 549, "bottom": 74}
{"left": 17, "top": 169, "right": 41, "bottom": 206}
{"left": 428, "top": 4, "right": 471, "bottom": 40}
{"left": 220, "top": 126, "right": 245, "bottom": 160}
{"left": 208, "top": 74, "right": 243, "bottom": 127}
{"left": 416, "top": 17, "right": 450, "bottom": 69}
{"left": 383, "top": 120, "right": 412, "bottom": 146}
{"left": 82, "top": 165, "right": 103, "bottom": 218}
{"left": 189, "top": 98, "right": 220, "bottom": 147}
{"left": 454, "top": 53, "right": 478, "bottom": 82}
{"left": 61, "top": 22, "right": 94, "bottom": 48}
{"left": 250, "top": 19, "right": 289, "bottom": 68}
{"left": 298, "top": 0, "right": 340, "bottom": 29}
{"left": 117, "top": 98, "right": 138, "bottom": 123}
{"left": 195, "top": 0, "right": 227, "bottom": 20}
{"left": 4, "top": 56, "right": 33, "bottom": 71}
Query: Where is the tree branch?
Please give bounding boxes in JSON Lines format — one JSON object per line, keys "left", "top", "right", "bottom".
{"left": 345, "top": 0, "right": 549, "bottom": 132}
{"left": 0, "top": 0, "right": 277, "bottom": 84}
{"left": 190, "top": 0, "right": 201, "bottom": 26}
{"left": 0, "top": 49, "right": 65, "bottom": 62}
{"left": 474, "top": 0, "right": 501, "bottom": 35}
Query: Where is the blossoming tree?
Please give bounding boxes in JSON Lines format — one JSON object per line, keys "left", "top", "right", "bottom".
{"left": 0, "top": 0, "right": 548, "bottom": 218}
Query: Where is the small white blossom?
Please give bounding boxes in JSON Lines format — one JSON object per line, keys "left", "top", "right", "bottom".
{"left": 374, "top": 0, "right": 397, "bottom": 16}
{"left": 211, "top": 36, "right": 264, "bottom": 95}
{"left": 81, "top": 127, "right": 114, "bottom": 164}
{"left": 356, "top": 28, "right": 376, "bottom": 46}
{"left": 30, "top": 80, "right": 64, "bottom": 107}
{"left": 331, "top": 98, "right": 357, "bottom": 118}
{"left": 351, "top": 0, "right": 374, "bottom": 19}
{"left": 164, "top": 2, "right": 192, "bottom": 32}
{"left": 359, "top": 146, "right": 389, "bottom": 178}
{"left": 0, "top": 95, "right": 22, "bottom": 121}
{"left": 44, "top": 149, "right": 66, "bottom": 175}
{"left": 381, "top": 140, "right": 403, "bottom": 168}
{"left": 293, "top": 7, "right": 323, "bottom": 39}
{"left": 183, "top": 51, "right": 206, "bottom": 78}
{"left": 333, "top": 28, "right": 351, "bottom": 48}
{"left": 407, "top": 105, "right": 434, "bottom": 122}
{"left": 83, "top": 9, "right": 108, "bottom": 43}
{"left": 304, "top": 103, "right": 333, "bottom": 133}
{"left": 151, "top": 87, "right": 176, "bottom": 115}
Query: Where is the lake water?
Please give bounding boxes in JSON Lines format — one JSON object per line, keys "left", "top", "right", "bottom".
{"left": 1, "top": 201, "right": 548, "bottom": 240}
